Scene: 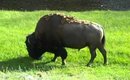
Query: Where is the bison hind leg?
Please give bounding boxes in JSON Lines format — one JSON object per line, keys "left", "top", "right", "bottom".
{"left": 98, "top": 45, "right": 107, "bottom": 65}
{"left": 87, "top": 45, "right": 97, "bottom": 67}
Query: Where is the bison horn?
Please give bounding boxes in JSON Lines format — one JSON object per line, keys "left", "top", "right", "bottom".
{"left": 27, "top": 37, "right": 31, "bottom": 45}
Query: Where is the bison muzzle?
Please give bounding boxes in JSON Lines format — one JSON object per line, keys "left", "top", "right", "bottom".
{"left": 25, "top": 14, "right": 107, "bottom": 66}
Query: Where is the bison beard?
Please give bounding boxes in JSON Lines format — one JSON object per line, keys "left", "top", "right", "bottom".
{"left": 25, "top": 13, "right": 107, "bottom": 66}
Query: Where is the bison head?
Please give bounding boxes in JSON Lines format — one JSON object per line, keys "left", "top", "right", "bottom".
{"left": 25, "top": 33, "right": 43, "bottom": 60}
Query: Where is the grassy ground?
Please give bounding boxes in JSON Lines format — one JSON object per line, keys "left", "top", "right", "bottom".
{"left": 0, "top": 10, "right": 130, "bottom": 80}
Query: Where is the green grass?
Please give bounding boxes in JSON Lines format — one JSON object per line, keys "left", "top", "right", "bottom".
{"left": 0, "top": 10, "right": 130, "bottom": 80}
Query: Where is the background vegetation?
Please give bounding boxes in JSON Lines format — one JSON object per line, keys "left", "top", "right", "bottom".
{"left": 0, "top": 0, "right": 130, "bottom": 11}
{"left": 0, "top": 10, "right": 130, "bottom": 80}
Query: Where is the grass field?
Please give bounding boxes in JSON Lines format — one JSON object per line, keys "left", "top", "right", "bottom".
{"left": 0, "top": 10, "right": 130, "bottom": 80}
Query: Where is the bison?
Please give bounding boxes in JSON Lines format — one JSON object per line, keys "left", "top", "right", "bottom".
{"left": 25, "top": 14, "right": 107, "bottom": 66}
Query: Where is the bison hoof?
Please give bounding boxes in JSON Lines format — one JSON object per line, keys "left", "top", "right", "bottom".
{"left": 62, "top": 63, "right": 65, "bottom": 65}
{"left": 62, "top": 61, "right": 66, "bottom": 65}
{"left": 103, "top": 62, "right": 108, "bottom": 66}
{"left": 30, "top": 57, "right": 42, "bottom": 60}
{"left": 35, "top": 57, "right": 42, "bottom": 60}
{"left": 51, "top": 59, "right": 57, "bottom": 62}
{"left": 86, "top": 63, "right": 93, "bottom": 67}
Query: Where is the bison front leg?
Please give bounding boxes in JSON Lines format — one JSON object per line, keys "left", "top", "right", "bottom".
{"left": 56, "top": 47, "right": 67, "bottom": 65}
{"left": 51, "top": 54, "right": 58, "bottom": 62}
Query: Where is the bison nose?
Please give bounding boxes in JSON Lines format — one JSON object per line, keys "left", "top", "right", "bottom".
{"left": 29, "top": 55, "right": 42, "bottom": 60}
{"left": 36, "top": 56, "right": 42, "bottom": 60}
{"left": 28, "top": 53, "right": 42, "bottom": 60}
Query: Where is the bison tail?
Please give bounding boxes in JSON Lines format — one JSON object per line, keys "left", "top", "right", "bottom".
{"left": 102, "top": 34, "right": 106, "bottom": 47}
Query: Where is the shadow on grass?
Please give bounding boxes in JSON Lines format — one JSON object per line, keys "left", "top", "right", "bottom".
{"left": 0, "top": 56, "right": 63, "bottom": 72}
